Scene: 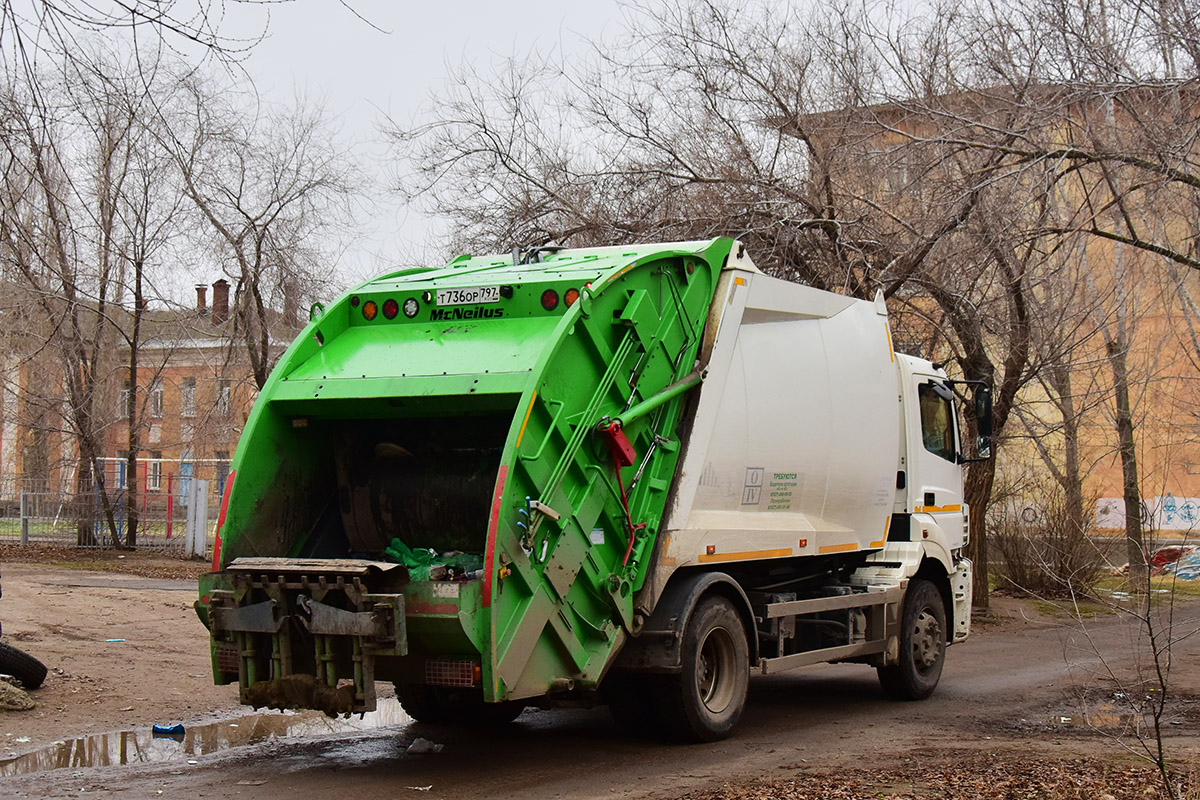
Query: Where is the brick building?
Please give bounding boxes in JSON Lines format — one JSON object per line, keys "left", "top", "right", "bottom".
{"left": 0, "top": 278, "right": 284, "bottom": 537}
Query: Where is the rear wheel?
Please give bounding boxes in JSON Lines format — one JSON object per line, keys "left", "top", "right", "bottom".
{"left": 656, "top": 595, "right": 749, "bottom": 742}
{"left": 877, "top": 578, "right": 946, "bottom": 700}
{"left": 396, "top": 683, "right": 524, "bottom": 725}
{"left": 396, "top": 682, "right": 451, "bottom": 723}
{"left": 0, "top": 641, "right": 47, "bottom": 690}
{"left": 605, "top": 673, "right": 663, "bottom": 738}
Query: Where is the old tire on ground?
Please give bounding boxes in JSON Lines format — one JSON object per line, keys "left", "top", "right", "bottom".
{"left": 0, "top": 640, "right": 47, "bottom": 689}
{"left": 396, "top": 683, "right": 523, "bottom": 725}
{"left": 877, "top": 578, "right": 946, "bottom": 701}
{"left": 656, "top": 595, "right": 749, "bottom": 742}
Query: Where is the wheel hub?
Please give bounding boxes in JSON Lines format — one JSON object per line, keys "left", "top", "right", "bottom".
{"left": 911, "top": 609, "right": 942, "bottom": 670}
{"left": 698, "top": 627, "right": 735, "bottom": 713}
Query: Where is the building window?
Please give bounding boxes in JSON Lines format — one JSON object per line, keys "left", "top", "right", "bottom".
{"left": 149, "top": 380, "right": 164, "bottom": 418}
{"left": 118, "top": 382, "right": 130, "bottom": 418}
{"left": 181, "top": 377, "right": 196, "bottom": 418}
{"left": 148, "top": 450, "right": 163, "bottom": 491}
{"left": 216, "top": 379, "right": 231, "bottom": 416}
{"left": 114, "top": 451, "right": 128, "bottom": 489}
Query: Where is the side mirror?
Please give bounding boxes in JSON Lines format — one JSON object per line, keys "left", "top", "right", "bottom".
{"left": 975, "top": 387, "right": 993, "bottom": 460}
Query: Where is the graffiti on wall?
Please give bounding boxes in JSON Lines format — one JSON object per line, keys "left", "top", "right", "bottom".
{"left": 1095, "top": 495, "right": 1200, "bottom": 531}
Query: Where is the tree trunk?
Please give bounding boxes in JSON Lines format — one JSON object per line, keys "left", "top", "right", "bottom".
{"left": 125, "top": 264, "right": 144, "bottom": 548}
{"left": 966, "top": 461, "right": 994, "bottom": 608}
{"left": 1108, "top": 339, "right": 1147, "bottom": 591}
{"left": 74, "top": 454, "right": 97, "bottom": 547}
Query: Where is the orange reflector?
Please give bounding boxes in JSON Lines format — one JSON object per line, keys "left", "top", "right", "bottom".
{"left": 362, "top": 300, "right": 378, "bottom": 320}
{"left": 541, "top": 289, "right": 559, "bottom": 310}
{"left": 564, "top": 288, "right": 580, "bottom": 306}
{"left": 799, "top": 538, "right": 808, "bottom": 548}
{"left": 706, "top": 544, "right": 716, "bottom": 555}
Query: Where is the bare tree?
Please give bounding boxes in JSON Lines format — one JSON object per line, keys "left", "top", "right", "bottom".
{"left": 389, "top": 0, "right": 1066, "bottom": 605}
{"left": 162, "top": 75, "right": 358, "bottom": 388}
{"left": 0, "top": 79, "right": 126, "bottom": 546}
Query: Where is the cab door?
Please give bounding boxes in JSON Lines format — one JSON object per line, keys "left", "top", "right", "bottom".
{"left": 910, "top": 378, "right": 966, "bottom": 551}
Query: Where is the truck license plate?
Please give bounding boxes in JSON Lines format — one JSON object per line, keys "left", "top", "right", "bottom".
{"left": 437, "top": 286, "right": 500, "bottom": 306}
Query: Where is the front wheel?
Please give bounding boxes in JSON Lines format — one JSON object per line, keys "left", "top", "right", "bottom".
{"left": 656, "top": 595, "right": 749, "bottom": 742}
{"left": 877, "top": 578, "right": 946, "bottom": 700}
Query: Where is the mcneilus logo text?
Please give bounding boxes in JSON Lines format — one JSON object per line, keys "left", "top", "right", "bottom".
{"left": 429, "top": 306, "right": 506, "bottom": 321}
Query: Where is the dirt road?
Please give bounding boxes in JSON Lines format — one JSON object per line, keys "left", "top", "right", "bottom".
{"left": 1, "top": 556, "right": 1197, "bottom": 799}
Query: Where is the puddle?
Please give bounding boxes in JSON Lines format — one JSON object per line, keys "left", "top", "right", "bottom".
{"left": 1047, "top": 703, "right": 1140, "bottom": 730}
{"left": 0, "top": 698, "right": 411, "bottom": 776}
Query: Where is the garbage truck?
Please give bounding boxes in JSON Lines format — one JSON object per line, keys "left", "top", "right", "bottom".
{"left": 195, "top": 237, "right": 989, "bottom": 741}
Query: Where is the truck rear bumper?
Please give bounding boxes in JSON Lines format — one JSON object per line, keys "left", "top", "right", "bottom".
{"left": 202, "top": 558, "right": 409, "bottom": 715}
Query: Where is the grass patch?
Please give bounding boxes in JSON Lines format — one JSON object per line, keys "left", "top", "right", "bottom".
{"left": 48, "top": 559, "right": 121, "bottom": 573}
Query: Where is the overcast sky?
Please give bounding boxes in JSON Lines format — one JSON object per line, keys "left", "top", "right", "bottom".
{"left": 238, "top": 0, "right": 628, "bottom": 279}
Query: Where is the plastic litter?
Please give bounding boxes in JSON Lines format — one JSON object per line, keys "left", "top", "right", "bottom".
{"left": 384, "top": 539, "right": 482, "bottom": 581}
{"left": 151, "top": 723, "right": 185, "bottom": 740}
{"left": 405, "top": 737, "right": 443, "bottom": 754}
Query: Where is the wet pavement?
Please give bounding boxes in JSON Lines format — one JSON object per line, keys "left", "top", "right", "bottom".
{"left": 0, "top": 699, "right": 410, "bottom": 777}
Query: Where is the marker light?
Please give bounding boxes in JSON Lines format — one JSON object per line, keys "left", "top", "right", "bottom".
{"left": 564, "top": 288, "right": 580, "bottom": 307}
{"left": 541, "top": 289, "right": 559, "bottom": 311}
{"left": 362, "top": 300, "right": 378, "bottom": 321}
{"left": 350, "top": 295, "right": 360, "bottom": 307}
{"left": 403, "top": 298, "right": 420, "bottom": 318}
{"left": 382, "top": 298, "right": 399, "bottom": 319}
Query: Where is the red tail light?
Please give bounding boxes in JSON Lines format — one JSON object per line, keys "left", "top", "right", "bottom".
{"left": 541, "top": 289, "right": 559, "bottom": 310}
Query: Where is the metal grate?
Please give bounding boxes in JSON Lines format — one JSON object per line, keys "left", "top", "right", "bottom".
{"left": 215, "top": 643, "right": 240, "bottom": 675}
{"left": 425, "top": 659, "right": 479, "bottom": 687}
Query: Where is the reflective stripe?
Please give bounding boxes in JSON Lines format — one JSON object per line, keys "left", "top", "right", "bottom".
{"left": 515, "top": 391, "right": 538, "bottom": 449}
{"left": 697, "top": 547, "right": 792, "bottom": 563}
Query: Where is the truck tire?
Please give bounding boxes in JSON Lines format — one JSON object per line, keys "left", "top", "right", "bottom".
{"left": 877, "top": 578, "right": 945, "bottom": 701}
{"left": 396, "top": 683, "right": 523, "bottom": 725}
{"left": 605, "top": 673, "right": 663, "bottom": 738}
{"left": 0, "top": 641, "right": 47, "bottom": 689}
{"left": 656, "top": 595, "right": 749, "bottom": 742}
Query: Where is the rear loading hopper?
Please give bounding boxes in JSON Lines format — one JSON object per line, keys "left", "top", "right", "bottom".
{"left": 197, "top": 239, "right": 732, "bottom": 716}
